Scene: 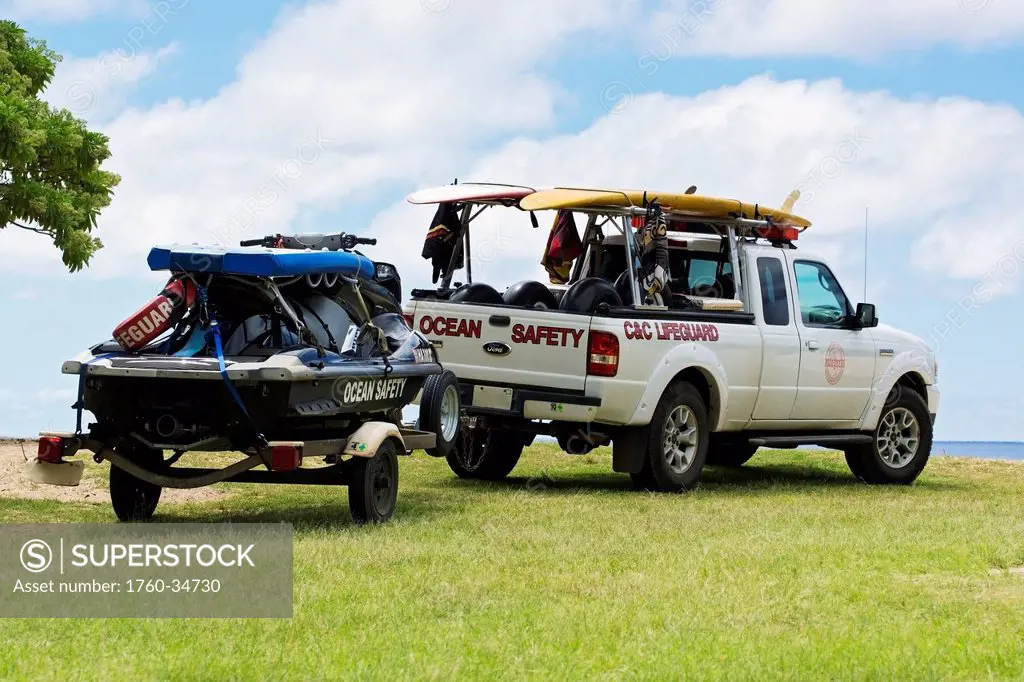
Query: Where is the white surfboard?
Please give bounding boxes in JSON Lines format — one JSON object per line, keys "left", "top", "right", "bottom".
{"left": 406, "top": 183, "right": 535, "bottom": 205}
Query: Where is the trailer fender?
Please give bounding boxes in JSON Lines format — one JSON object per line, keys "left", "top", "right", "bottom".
{"left": 344, "top": 422, "right": 403, "bottom": 458}
{"left": 626, "top": 344, "right": 728, "bottom": 430}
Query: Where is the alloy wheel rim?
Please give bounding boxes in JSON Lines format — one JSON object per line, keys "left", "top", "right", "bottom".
{"left": 663, "top": 405, "right": 698, "bottom": 475}
{"left": 877, "top": 407, "right": 920, "bottom": 469}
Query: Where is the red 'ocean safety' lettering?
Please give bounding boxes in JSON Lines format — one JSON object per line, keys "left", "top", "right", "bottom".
{"left": 418, "top": 315, "right": 482, "bottom": 339}
{"left": 510, "top": 324, "right": 585, "bottom": 348}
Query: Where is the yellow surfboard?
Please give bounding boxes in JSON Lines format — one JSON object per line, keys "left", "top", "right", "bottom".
{"left": 519, "top": 188, "right": 811, "bottom": 228}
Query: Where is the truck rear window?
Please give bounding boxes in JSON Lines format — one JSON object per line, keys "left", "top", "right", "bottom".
{"left": 757, "top": 257, "right": 790, "bottom": 326}
{"left": 596, "top": 246, "right": 733, "bottom": 298}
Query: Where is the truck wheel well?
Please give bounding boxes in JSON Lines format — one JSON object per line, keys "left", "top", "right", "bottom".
{"left": 668, "top": 368, "right": 717, "bottom": 427}
{"left": 896, "top": 372, "right": 928, "bottom": 403}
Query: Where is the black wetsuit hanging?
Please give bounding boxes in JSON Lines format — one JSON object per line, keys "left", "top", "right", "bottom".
{"left": 421, "top": 201, "right": 464, "bottom": 284}
{"left": 639, "top": 200, "right": 670, "bottom": 306}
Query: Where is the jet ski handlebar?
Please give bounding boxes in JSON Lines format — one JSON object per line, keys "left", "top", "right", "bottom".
{"left": 240, "top": 232, "right": 377, "bottom": 251}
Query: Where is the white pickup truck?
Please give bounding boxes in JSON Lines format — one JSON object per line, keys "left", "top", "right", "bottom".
{"left": 405, "top": 185, "right": 939, "bottom": 492}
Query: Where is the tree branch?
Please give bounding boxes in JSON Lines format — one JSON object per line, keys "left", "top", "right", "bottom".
{"left": 10, "top": 221, "right": 51, "bottom": 237}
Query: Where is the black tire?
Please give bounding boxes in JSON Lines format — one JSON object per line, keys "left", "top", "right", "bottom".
{"left": 844, "top": 389, "right": 932, "bottom": 485}
{"left": 503, "top": 280, "right": 558, "bottom": 309}
{"left": 629, "top": 461, "right": 657, "bottom": 490}
{"left": 558, "top": 277, "right": 622, "bottom": 313}
{"left": 446, "top": 429, "right": 523, "bottom": 481}
{"left": 419, "top": 370, "right": 460, "bottom": 458}
{"left": 631, "top": 382, "right": 709, "bottom": 492}
{"left": 109, "top": 445, "right": 163, "bottom": 522}
{"left": 706, "top": 440, "right": 759, "bottom": 468}
{"left": 348, "top": 438, "right": 400, "bottom": 523}
{"left": 450, "top": 282, "right": 504, "bottom": 305}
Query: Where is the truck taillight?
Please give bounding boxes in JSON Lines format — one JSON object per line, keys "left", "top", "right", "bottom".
{"left": 587, "top": 331, "right": 619, "bottom": 377}
{"left": 38, "top": 437, "right": 64, "bottom": 463}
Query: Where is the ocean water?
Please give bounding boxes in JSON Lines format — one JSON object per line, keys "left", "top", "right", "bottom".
{"left": 932, "top": 442, "right": 1024, "bottom": 461}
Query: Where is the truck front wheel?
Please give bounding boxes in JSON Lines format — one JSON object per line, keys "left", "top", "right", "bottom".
{"left": 844, "top": 389, "right": 932, "bottom": 485}
{"left": 631, "top": 382, "right": 709, "bottom": 492}
{"left": 446, "top": 429, "right": 523, "bottom": 481}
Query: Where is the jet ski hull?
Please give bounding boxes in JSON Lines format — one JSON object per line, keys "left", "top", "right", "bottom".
{"left": 70, "top": 350, "right": 440, "bottom": 450}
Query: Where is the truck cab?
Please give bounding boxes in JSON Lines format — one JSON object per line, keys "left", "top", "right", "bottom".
{"left": 405, "top": 185, "right": 939, "bottom": 491}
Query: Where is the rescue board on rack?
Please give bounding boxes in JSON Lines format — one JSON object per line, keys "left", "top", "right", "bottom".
{"left": 406, "top": 183, "right": 535, "bottom": 205}
{"left": 520, "top": 188, "right": 811, "bottom": 228}
{"left": 147, "top": 245, "right": 377, "bottom": 278}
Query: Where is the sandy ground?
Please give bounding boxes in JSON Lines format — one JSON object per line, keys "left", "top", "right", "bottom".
{"left": 0, "top": 440, "right": 225, "bottom": 504}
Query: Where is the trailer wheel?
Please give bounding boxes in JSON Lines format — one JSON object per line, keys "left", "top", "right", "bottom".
{"left": 844, "top": 389, "right": 932, "bottom": 485}
{"left": 706, "top": 440, "right": 759, "bottom": 468}
{"left": 109, "top": 445, "right": 163, "bottom": 522}
{"left": 348, "top": 438, "right": 400, "bottom": 524}
{"left": 446, "top": 429, "right": 523, "bottom": 481}
{"left": 419, "top": 370, "right": 461, "bottom": 458}
{"left": 632, "top": 382, "right": 709, "bottom": 492}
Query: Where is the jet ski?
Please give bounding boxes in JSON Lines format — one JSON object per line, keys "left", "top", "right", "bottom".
{"left": 32, "top": 232, "right": 461, "bottom": 523}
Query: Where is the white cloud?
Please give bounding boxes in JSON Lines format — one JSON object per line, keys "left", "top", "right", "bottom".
{"left": 5, "top": 0, "right": 1023, "bottom": 307}
{"left": 372, "top": 76, "right": 1024, "bottom": 299}
{"left": 0, "top": 0, "right": 146, "bottom": 22}
{"left": 643, "top": 0, "right": 1024, "bottom": 58}
{"left": 2, "top": 0, "right": 635, "bottom": 278}
{"left": 44, "top": 43, "right": 180, "bottom": 123}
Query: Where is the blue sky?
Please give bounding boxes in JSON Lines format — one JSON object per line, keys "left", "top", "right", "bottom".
{"left": 1, "top": 0, "right": 1023, "bottom": 440}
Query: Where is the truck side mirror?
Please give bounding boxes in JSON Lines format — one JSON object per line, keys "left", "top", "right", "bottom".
{"left": 856, "top": 303, "right": 878, "bottom": 329}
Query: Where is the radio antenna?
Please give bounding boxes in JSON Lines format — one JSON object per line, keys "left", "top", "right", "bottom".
{"left": 863, "top": 207, "right": 869, "bottom": 301}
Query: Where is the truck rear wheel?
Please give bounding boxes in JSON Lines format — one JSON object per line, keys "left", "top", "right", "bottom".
{"left": 844, "top": 390, "right": 932, "bottom": 485}
{"left": 348, "top": 438, "right": 400, "bottom": 523}
{"left": 446, "top": 429, "right": 523, "bottom": 481}
{"left": 109, "top": 445, "right": 163, "bottom": 522}
{"left": 631, "top": 382, "right": 709, "bottom": 492}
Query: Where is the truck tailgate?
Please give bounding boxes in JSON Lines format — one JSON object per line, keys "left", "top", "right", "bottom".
{"left": 409, "top": 300, "right": 591, "bottom": 391}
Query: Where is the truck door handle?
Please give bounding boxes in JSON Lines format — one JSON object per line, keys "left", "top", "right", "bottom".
{"left": 488, "top": 315, "right": 511, "bottom": 328}
{"left": 805, "top": 340, "right": 820, "bottom": 351}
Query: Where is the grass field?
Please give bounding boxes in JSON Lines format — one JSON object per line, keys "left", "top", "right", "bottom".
{"left": 2, "top": 445, "right": 1024, "bottom": 680}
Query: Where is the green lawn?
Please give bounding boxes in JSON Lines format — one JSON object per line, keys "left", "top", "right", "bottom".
{"left": 2, "top": 446, "right": 1024, "bottom": 680}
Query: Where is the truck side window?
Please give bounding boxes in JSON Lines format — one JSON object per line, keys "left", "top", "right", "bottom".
{"left": 757, "top": 257, "right": 789, "bottom": 326}
{"left": 793, "top": 261, "right": 851, "bottom": 327}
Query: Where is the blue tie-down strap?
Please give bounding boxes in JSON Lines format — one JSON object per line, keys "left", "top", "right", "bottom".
{"left": 207, "top": 320, "right": 267, "bottom": 447}
{"left": 74, "top": 352, "right": 120, "bottom": 435}
{"left": 208, "top": 321, "right": 250, "bottom": 418}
